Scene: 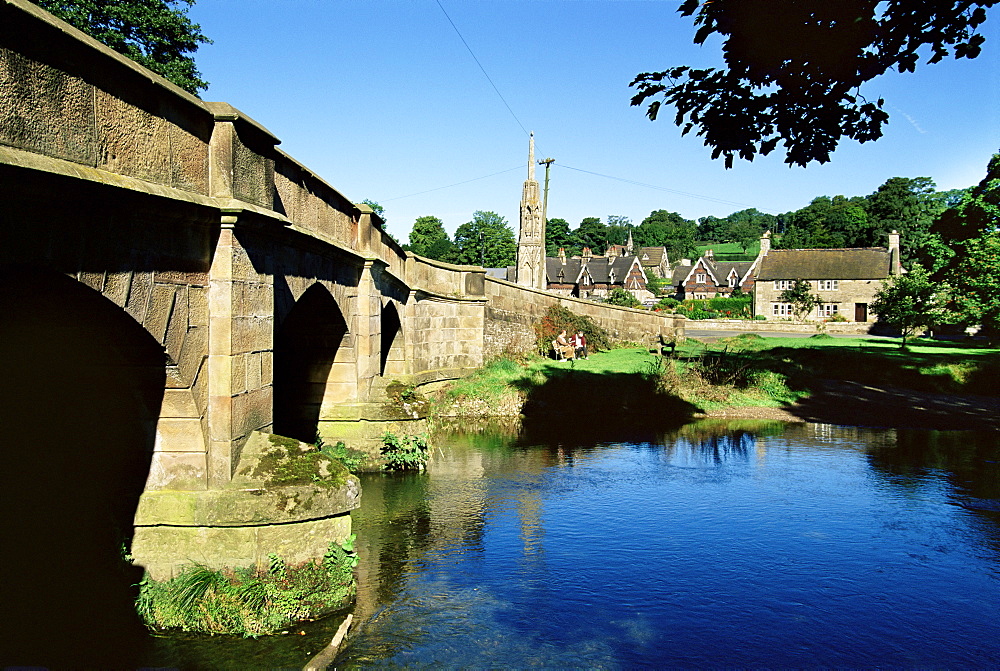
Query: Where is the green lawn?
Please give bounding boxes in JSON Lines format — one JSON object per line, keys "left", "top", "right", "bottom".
{"left": 695, "top": 241, "right": 759, "bottom": 258}
{"left": 678, "top": 333, "right": 1000, "bottom": 397}
{"left": 438, "top": 336, "right": 1000, "bottom": 422}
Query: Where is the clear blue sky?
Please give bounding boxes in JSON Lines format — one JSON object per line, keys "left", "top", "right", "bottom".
{"left": 187, "top": 1, "right": 1000, "bottom": 243}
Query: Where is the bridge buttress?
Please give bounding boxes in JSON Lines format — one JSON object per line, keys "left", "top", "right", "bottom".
{"left": 205, "top": 216, "right": 274, "bottom": 486}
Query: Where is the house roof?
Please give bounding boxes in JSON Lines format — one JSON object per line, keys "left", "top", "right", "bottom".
{"left": 638, "top": 246, "right": 667, "bottom": 266}
{"left": 547, "top": 257, "right": 584, "bottom": 284}
{"left": 756, "top": 248, "right": 892, "bottom": 281}
{"left": 545, "top": 255, "right": 643, "bottom": 285}
{"left": 671, "top": 264, "right": 692, "bottom": 284}
{"left": 678, "top": 256, "right": 755, "bottom": 286}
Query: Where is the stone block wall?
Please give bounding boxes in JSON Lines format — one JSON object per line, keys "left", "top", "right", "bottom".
{"left": 484, "top": 277, "right": 685, "bottom": 357}
{"left": 406, "top": 295, "right": 486, "bottom": 382}
{"left": 0, "top": 0, "right": 212, "bottom": 192}
{"left": 754, "top": 278, "right": 883, "bottom": 322}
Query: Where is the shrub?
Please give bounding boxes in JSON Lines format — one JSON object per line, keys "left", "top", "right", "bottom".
{"left": 381, "top": 432, "right": 430, "bottom": 470}
{"left": 316, "top": 437, "right": 368, "bottom": 472}
{"left": 754, "top": 315, "right": 767, "bottom": 321}
{"left": 682, "top": 298, "right": 710, "bottom": 312}
{"left": 655, "top": 296, "right": 680, "bottom": 310}
{"left": 708, "top": 296, "right": 752, "bottom": 317}
{"left": 533, "top": 304, "right": 611, "bottom": 355}
{"left": 604, "top": 287, "right": 641, "bottom": 308}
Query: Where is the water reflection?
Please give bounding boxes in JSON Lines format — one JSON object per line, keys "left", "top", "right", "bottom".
{"left": 338, "top": 420, "right": 1000, "bottom": 669}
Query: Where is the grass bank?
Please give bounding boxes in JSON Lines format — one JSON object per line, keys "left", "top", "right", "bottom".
{"left": 434, "top": 335, "right": 1000, "bottom": 426}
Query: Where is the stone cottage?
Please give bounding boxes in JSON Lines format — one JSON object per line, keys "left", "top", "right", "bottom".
{"left": 546, "top": 247, "right": 650, "bottom": 301}
{"left": 605, "top": 233, "right": 670, "bottom": 280}
{"left": 753, "top": 231, "right": 903, "bottom": 322}
{"left": 671, "top": 248, "right": 760, "bottom": 300}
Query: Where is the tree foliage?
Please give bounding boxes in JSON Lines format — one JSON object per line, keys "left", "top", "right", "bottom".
{"left": 871, "top": 265, "right": 949, "bottom": 348}
{"left": 361, "top": 199, "right": 386, "bottom": 224}
{"left": 635, "top": 210, "right": 699, "bottom": 261}
{"left": 35, "top": 0, "right": 211, "bottom": 94}
{"left": 773, "top": 177, "right": 955, "bottom": 265}
{"left": 932, "top": 153, "right": 1000, "bottom": 245}
{"left": 948, "top": 232, "right": 1000, "bottom": 335}
{"left": 545, "top": 217, "right": 573, "bottom": 256}
{"left": 408, "top": 216, "right": 452, "bottom": 260}
{"left": 630, "top": 0, "right": 993, "bottom": 167}
{"left": 724, "top": 208, "right": 774, "bottom": 252}
{"left": 449, "top": 211, "right": 516, "bottom": 268}
{"left": 572, "top": 217, "right": 610, "bottom": 252}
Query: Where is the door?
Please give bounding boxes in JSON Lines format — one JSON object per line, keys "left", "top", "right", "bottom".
{"left": 855, "top": 303, "right": 868, "bottom": 322}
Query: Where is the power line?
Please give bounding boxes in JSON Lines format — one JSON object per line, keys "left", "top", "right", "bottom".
{"left": 558, "top": 164, "right": 776, "bottom": 213}
{"left": 434, "top": 0, "right": 530, "bottom": 137}
{"left": 382, "top": 166, "right": 523, "bottom": 202}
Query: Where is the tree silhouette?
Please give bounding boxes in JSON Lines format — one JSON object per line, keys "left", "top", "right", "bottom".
{"left": 631, "top": 1, "right": 992, "bottom": 167}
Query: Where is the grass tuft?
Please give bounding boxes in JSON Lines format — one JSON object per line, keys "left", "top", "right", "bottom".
{"left": 136, "top": 539, "right": 357, "bottom": 637}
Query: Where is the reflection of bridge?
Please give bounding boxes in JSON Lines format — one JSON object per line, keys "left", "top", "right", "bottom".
{"left": 0, "top": 0, "right": 681, "bottom": 606}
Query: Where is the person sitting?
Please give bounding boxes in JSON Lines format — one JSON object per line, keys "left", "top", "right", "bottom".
{"left": 555, "top": 330, "right": 575, "bottom": 360}
{"left": 573, "top": 330, "right": 588, "bottom": 359}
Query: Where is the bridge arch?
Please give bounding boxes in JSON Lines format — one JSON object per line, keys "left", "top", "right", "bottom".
{"left": 380, "top": 299, "right": 404, "bottom": 377}
{"left": 273, "top": 281, "right": 351, "bottom": 443}
{"left": 0, "top": 267, "right": 164, "bottom": 664}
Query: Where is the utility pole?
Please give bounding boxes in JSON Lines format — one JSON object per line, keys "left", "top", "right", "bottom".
{"left": 538, "top": 157, "right": 555, "bottom": 227}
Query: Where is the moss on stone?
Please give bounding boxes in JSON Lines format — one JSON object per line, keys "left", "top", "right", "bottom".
{"left": 251, "top": 434, "right": 349, "bottom": 489}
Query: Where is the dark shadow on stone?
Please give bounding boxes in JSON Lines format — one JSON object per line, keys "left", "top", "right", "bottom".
{"left": 514, "top": 368, "right": 699, "bottom": 447}
{"left": 273, "top": 283, "right": 348, "bottom": 443}
{"left": 380, "top": 302, "right": 401, "bottom": 376}
{"left": 0, "top": 268, "right": 163, "bottom": 667}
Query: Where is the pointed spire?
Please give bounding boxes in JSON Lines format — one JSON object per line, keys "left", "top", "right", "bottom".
{"left": 528, "top": 132, "right": 535, "bottom": 182}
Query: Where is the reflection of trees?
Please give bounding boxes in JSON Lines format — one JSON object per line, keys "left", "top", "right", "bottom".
{"left": 661, "top": 419, "right": 785, "bottom": 465}
{"left": 516, "top": 370, "right": 698, "bottom": 446}
{"left": 866, "top": 430, "right": 1000, "bottom": 501}
{"left": 865, "top": 429, "right": 1000, "bottom": 556}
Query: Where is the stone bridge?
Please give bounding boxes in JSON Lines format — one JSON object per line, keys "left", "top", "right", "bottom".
{"left": 0, "top": 0, "right": 682, "bottom": 591}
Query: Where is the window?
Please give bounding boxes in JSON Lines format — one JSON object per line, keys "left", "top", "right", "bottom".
{"left": 817, "top": 280, "right": 839, "bottom": 291}
{"left": 774, "top": 280, "right": 794, "bottom": 290}
{"left": 728, "top": 274, "right": 737, "bottom": 287}
{"left": 772, "top": 303, "right": 794, "bottom": 317}
{"left": 818, "top": 303, "right": 839, "bottom": 318}
{"left": 696, "top": 273, "right": 707, "bottom": 284}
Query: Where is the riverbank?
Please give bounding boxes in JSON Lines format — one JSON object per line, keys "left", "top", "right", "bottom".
{"left": 433, "top": 336, "right": 1000, "bottom": 432}
{"left": 703, "top": 378, "right": 1000, "bottom": 431}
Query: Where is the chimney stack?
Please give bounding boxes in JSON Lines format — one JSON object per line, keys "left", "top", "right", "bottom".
{"left": 760, "top": 230, "right": 771, "bottom": 257}
{"left": 888, "top": 230, "right": 901, "bottom": 275}
{"left": 558, "top": 247, "right": 566, "bottom": 265}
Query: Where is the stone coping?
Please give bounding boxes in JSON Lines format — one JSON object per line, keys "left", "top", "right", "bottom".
{"left": 684, "top": 319, "right": 873, "bottom": 334}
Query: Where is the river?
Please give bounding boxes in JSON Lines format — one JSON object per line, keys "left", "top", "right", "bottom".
{"left": 148, "top": 419, "right": 1000, "bottom": 668}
